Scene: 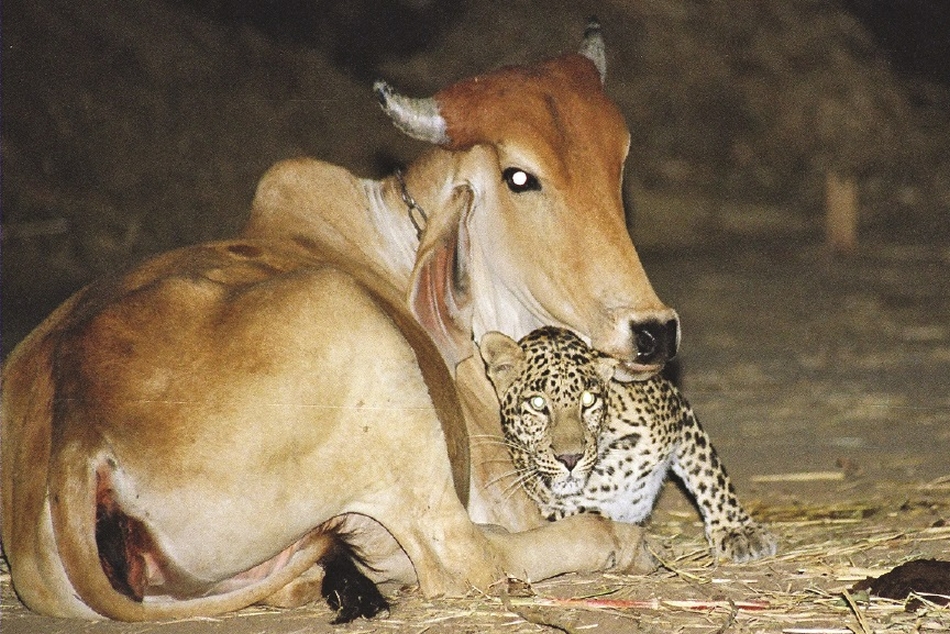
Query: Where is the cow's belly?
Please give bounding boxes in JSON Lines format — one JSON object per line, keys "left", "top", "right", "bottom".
{"left": 62, "top": 248, "right": 451, "bottom": 588}
{"left": 102, "top": 385, "right": 441, "bottom": 586}
{"left": 103, "top": 434, "right": 339, "bottom": 582}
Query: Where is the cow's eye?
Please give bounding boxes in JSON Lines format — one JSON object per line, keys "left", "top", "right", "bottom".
{"left": 502, "top": 167, "right": 541, "bottom": 193}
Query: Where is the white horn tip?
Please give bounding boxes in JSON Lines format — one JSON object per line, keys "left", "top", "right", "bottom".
{"left": 580, "top": 16, "right": 607, "bottom": 83}
{"left": 373, "top": 80, "right": 393, "bottom": 106}
{"left": 372, "top": 79, "right": 450, "bottom": 146}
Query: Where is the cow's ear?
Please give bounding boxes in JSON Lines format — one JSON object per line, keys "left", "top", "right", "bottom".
{"left": 478, "top": 331, "right": 525, "bottom": 398}
{"left": 408, "top": 184, "right": 474, "bottom": 372}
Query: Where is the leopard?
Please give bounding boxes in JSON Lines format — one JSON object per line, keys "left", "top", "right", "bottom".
{"left": 479, "top": 326, "right": 778, "bottom": 563}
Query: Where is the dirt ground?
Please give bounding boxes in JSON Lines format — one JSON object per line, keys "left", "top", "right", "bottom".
{"left": 3, "top": 231, "right": 949, "bottom": 633}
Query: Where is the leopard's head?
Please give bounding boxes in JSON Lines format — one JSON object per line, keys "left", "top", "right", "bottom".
{"left": 479, "top": 327, "right": 616, "bottom": 511}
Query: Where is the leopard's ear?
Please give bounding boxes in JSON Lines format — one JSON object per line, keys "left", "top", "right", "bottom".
{"left": 594, "top": 354, "right": 619, "bottom": 384}
{"left": 478, "top": 331, "right": 525, "bottom": 398}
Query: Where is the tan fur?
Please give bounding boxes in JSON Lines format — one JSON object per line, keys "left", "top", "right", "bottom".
{"left": 2, "top": 33, "right": 668, "bottom": 620}
{"left": 479, "top": 327, "right": 777, "bottom": 563}
{"left": 2, "top": 239, "right": 652, "bottom": 619}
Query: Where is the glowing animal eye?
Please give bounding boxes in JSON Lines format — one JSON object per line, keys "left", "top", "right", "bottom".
{"left": 528, "top": 395, "right": 547, "bottom": 411}
{"left": 580, "top": 391, "right": 597, "bottom": 408}
{"left": 502, "top": 167, "right": 541, "bottom": 193}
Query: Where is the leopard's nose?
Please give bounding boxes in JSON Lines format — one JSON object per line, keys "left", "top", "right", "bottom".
{"left": 555, "top": 453, "right": 583, "bottom": 472}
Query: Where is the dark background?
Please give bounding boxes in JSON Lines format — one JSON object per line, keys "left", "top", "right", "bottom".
{"left": 3, "top": 0, "right": 950, "bottom": 355}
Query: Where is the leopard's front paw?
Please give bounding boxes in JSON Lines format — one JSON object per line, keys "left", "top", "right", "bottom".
{"left": 709, "top": 522, "right": 777, "bottom": 563}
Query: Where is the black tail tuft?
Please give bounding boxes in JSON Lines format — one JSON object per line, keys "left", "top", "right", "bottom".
{"left": 320, "top": 541, "right": 390, "bottom": 624}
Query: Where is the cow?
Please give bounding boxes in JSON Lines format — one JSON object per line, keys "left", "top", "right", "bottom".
{"left": 0, "top": 20, "right": 678, "bottom": 622}
{"left": 245, "top": 19, "right": 679, "bottom": 532}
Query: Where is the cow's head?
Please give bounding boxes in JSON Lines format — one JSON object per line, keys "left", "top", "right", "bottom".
{"left": 375, "top": 21, "right": 678, "bottom": 380}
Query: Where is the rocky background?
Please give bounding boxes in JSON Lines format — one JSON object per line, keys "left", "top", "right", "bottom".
{"left": 3, "top": 0, "right": 949, "bottom": 353}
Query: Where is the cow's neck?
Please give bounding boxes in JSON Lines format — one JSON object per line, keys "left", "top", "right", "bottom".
{"left": 467, "top": 270, "right": 549, "bottom": 347}
{"left": 463, "top": 228, "right": 557, "bottom": 347}
{"left": 362, "top": 152, "right": 455, "bottom": 294}
{"left": 362, "top": 177, "right": 419, "bottom": 287}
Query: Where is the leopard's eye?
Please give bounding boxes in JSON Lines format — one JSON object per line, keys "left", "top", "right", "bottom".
{"left": 580, "top": 390, "right": 597, "bottom": 408}
{"left": 527, "top": 395, "right": 547, "bottom": 412}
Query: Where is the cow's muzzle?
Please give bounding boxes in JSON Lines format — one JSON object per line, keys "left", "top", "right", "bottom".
{"left": 633, "top": 318, "right": 679, "bottom": 365}
{"left": 615, "top": 317, "right": 679, "bottom": 381}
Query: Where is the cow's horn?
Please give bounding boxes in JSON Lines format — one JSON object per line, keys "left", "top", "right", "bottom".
{"left": 373, "top": 80, "right": 450, "bottom": 145}
{"left": 579, "top": 17, "right": 606, "bottom": 83}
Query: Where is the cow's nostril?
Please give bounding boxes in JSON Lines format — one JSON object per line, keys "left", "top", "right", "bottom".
{"left": 634, "top": 326, "right": 657, "bottom": 362}
{"left": 631, "top": 318, "right": 678, "bottom": 365}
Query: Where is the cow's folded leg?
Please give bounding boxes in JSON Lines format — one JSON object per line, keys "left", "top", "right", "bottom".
{"left": 380, "top": 505, "right": 504, "bottom": 597}
{"left": 483, "top": 514, "right": 656, "bottom": 582}
{"left": 379, "top": 485, "right": 654, "bottom": 599}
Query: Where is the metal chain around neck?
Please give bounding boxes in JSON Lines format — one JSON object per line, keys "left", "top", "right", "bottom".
{"left": 394, "top": 168, "right": 428, "bottom": 240}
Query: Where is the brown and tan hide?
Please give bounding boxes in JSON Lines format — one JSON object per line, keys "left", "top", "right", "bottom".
{"left": 1, "top": 22, "right": 669, "bottom": 620}
{"left": 246, "top": 23, "right": 679, "bottom": 530}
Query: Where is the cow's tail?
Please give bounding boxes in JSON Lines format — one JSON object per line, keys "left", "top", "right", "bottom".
{"left": 1, "top": 292, "right": 104, "bottom": 617}
{"left": 46, "top": 439, "right": 336, "bottom": 621}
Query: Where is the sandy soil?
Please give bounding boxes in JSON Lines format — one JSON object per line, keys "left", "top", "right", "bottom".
{"left": 3, "top": 232, "right": 949, "bottom": 633}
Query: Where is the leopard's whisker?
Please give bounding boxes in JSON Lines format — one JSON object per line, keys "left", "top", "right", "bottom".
{"left": 500, "top": 471, "right": 538, "bottom": 502}
{"left": 482, "top": 468, "right": 525, "bottom": 491}
{"left": 500, "top": 462, "right": 550, "bottom": 502}
{"left": 481, "top": 464, "right": 541, "bottom": 504}
{"left": 476, "top": 458, "right": 519, "bottom": 466}
{"left": 469, "top": 435, "right": 523, "bottom": 452}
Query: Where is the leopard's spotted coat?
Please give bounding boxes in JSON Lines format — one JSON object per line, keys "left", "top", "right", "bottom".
{"left": 480, "top": 326, "right": 777, "bottom": 562}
